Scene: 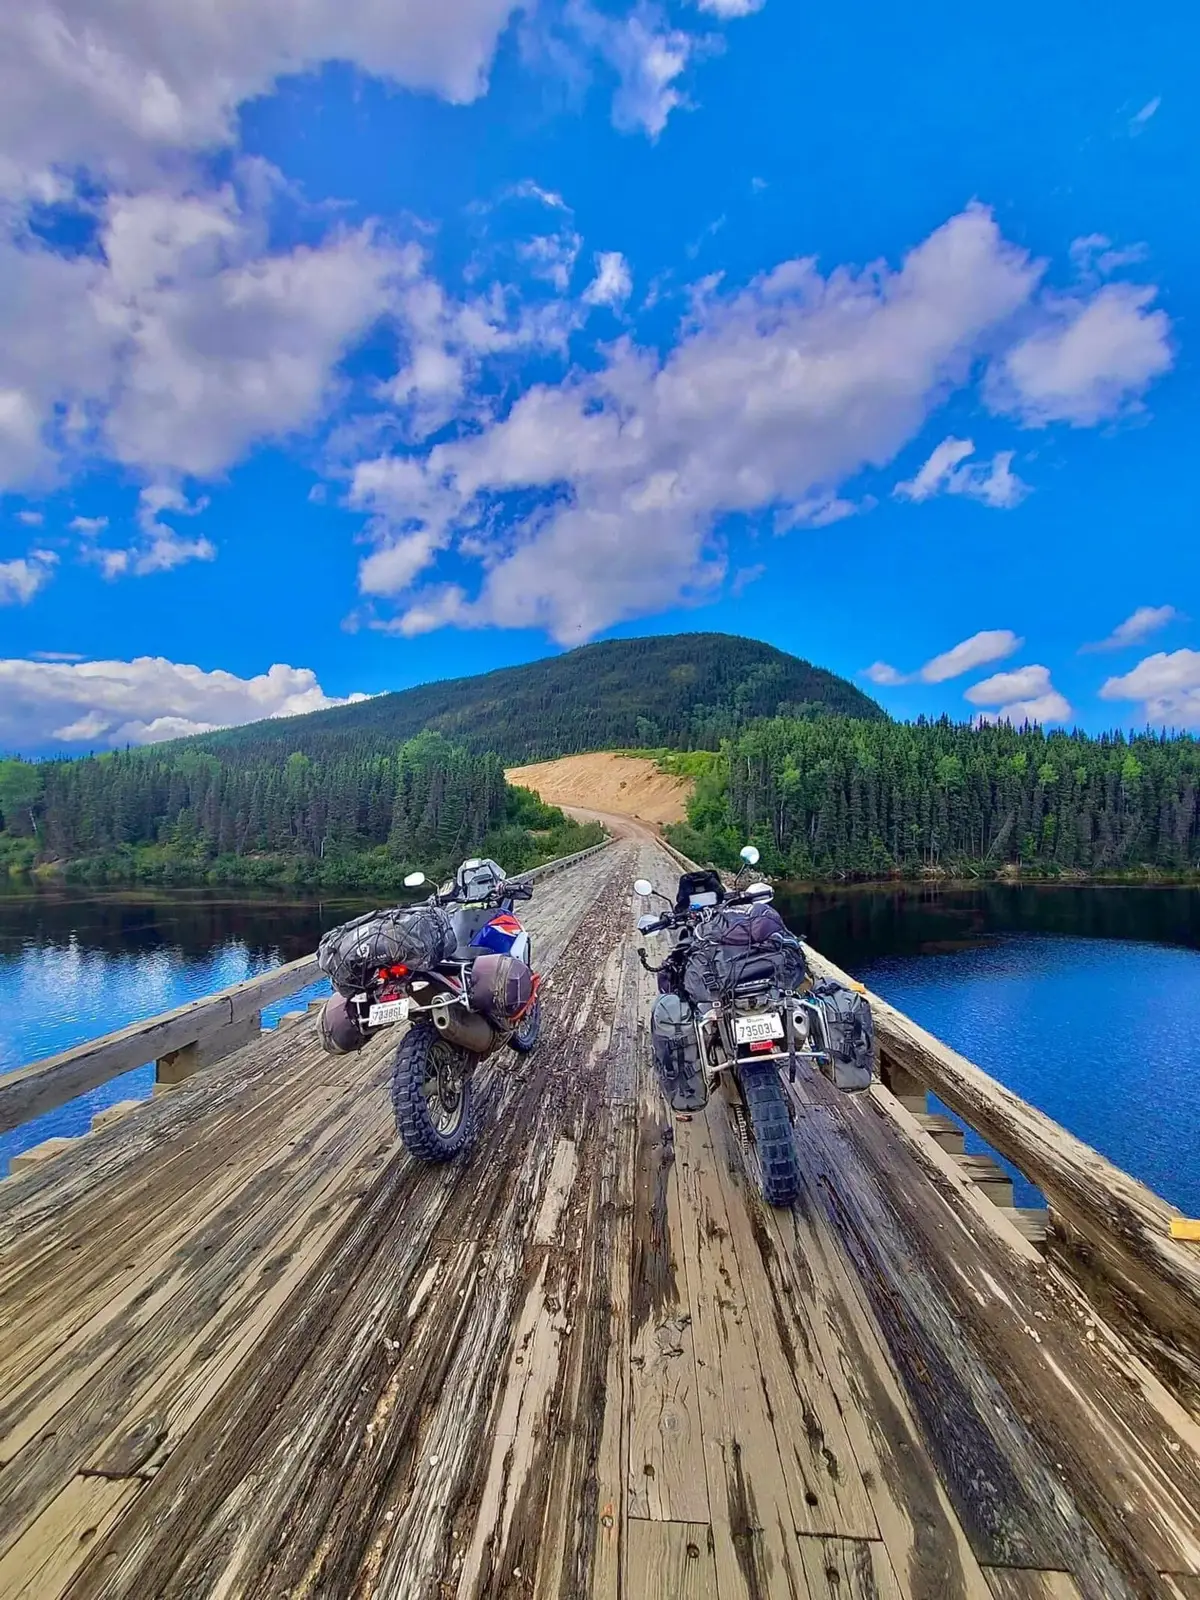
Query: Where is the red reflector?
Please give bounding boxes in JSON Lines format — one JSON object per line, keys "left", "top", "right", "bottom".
{"left": 748, "top": 1039, "right": 775, "bottom": 1054}
{"left": 390, "top": 964, "right": 409, "bottom": 977}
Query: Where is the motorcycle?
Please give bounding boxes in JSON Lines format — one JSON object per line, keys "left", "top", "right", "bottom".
{"left": 316, "top": 856, "right": 541, "bottom": 1164}
{"left": 634, "top": 846, "right": 849, "bottom": 1207}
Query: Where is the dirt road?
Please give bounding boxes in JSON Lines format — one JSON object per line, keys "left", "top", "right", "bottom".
{"left": 506, "top": 752, "right": 691, "bottom": 826}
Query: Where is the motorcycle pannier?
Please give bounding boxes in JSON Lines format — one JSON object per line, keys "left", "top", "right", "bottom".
{"left": 317, "top": 993, "right": 370, "bottom": 1056}
{"left": 811, "top": 980, "right": 876, "bottom": 1091}
{"left": 317, "top": 906, "right": 455, "bottom": 997}
{"left": 468, "top": 952, "right": 535, "bottom": 1027}
{"left": 650, "top": 993, "right": 709, "bottom": 1112}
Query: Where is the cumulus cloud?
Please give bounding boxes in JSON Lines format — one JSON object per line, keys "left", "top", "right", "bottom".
{"left": 987, "top": 283, "right": 1172, "bottom": 427}
{"left": 966, "top": 663, "right": 1071, "bottom": 726}
{"left": 864, "top": 628, "right": 1022, "bottom": 688}
{"left": 16, "top": 510, "right": 44, "bottom": 527}
{"left": 0, "top": 186, "right": 408, "bottom": 493}
{"left": 70, "top": 515, "right": 110, "bottom": 536}
{"left": 1100, "top": 649, "right": 1200, "bottom": 728}
{"left": 360, "top": 205, "right": 1043, "bottom": 641}
{"left": 0, "top": 550, "right": 58, "bottom": 605}
{"left": 583, "top": 251, "right": 633, "bottom": 307}
{"left": 1081, "top": 604, "right": 1180, "bottom": 653}
{"left": 0, "top": 0, "right": 525, "bottom": 193}
{"left": 894, "top": 435, "right": 1028, "bottom": 508}
{"left": 0, "top": 655, "right": 368, "bottom": 751}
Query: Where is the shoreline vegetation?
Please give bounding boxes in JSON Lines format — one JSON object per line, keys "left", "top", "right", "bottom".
{"left": 0, "top": 735, "right": 604, "bottom": 893}
{"left": 2, "top": 666, "right": 1198, "bottom": 894}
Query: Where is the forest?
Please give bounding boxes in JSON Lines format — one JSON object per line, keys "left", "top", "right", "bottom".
{"left": 665, "top": 716, "right": 1200, "bottom": 880}
{"left": 0, "top": 733, "right": 602, "bottom": 889}
{"left": 190, "top": 632, "right": 883, "bottom": 765}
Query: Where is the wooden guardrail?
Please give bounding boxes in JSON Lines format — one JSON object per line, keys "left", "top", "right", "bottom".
{"left": 0, "top": 840, "right": 612, "bottom": 1140}
{"left": 803, "top": 940, "right": 1200, "bottom": 1418}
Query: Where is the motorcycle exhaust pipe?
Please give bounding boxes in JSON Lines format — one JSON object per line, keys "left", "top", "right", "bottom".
{"left": 432, "top": 1000, "right": 498, "bottom": 1056}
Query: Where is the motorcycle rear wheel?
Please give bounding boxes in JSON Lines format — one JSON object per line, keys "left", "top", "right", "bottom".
{"left": 738, "top": 1064, "right": 800, "bottom": 1206}
{"left": 510, "top": 993, "right": 542, "bottom": 1054}
{"left": 391, "top": 1022, "right": 477, "bottom": 1162}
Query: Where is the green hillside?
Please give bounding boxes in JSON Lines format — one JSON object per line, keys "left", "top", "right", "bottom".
{"left": 193, "top": 633, "right": 884, "bottom": 766}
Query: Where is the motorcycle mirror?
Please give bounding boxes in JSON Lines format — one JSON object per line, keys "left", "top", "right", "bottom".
{"left": 740, "top": 844, "right": 761, "bottom": 866}
{"left": 403, "top": 871, "right": 426, "bottom": 888}
{"left": 633, "top": 878, "right": 654, "bottom": 897}
{"left": 637, "top": 914, "right": 660, "bottom": 933}
{"left": 746, "top": 882, "right": 773, "bottom": 899}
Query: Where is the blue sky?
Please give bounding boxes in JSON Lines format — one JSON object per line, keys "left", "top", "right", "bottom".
{"left": 0, "top": 0, "right": 1194, "bottom": 752}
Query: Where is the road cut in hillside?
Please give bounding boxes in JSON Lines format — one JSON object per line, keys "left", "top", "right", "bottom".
{"left": 506, "top": 752, "right": 692, "bottom": 826}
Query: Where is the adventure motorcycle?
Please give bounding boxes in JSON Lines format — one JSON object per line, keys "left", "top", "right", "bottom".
{"left": 316, "top": 857, "right": 541, "bottom": 1164}
{"left": 635, "top": 846, "right": 874, "bottom": 1206}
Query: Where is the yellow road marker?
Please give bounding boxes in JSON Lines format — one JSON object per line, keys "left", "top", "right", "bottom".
{"left": 1169, "top": 1219, "right": 1200, "bottom": 1242}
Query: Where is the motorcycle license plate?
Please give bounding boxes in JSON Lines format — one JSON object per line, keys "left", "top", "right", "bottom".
{"left": 735, "top": 1012, "right": 784, "bottom": 1044}
{"left": 368, "top": 998, "right": 410, "bottom": 1027}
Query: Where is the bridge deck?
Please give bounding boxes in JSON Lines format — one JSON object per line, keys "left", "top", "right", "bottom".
{"left": 0, "top": 840, "right": 1198, "bottom": 1599}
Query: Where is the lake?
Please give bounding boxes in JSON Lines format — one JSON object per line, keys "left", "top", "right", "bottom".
{"left": 2, "top": 880, "right": 1199, "bottom": 1215}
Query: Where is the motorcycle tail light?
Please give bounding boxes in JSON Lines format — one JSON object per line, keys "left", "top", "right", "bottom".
{"left": 748, "top": 1040, "right": 775, "bottom": 1054}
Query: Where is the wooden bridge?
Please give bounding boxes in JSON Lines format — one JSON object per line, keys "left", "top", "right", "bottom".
{"left": 1, "top": 833, "right": 1198, "bottom": 1600}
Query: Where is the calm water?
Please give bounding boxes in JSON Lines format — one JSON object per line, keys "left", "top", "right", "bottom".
{"left": 778, "top": 882, "right": 1200, "bottom": 1214}
{"left": 0, "top": 886, "right": 370, "bottom": 1174}
{"left": 2, "top": 881, "right": 1198, "bottom": 1214}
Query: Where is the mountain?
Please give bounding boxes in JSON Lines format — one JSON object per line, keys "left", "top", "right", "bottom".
{"left": 196, "top": 633, "right": 884, "bottom": 766}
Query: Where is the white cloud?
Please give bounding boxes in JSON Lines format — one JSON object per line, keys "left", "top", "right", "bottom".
{"left": 0, "top": 187, "right": 409, "bottom": 492}
{"left": 894, "top": 436, "right": 1028, "bottom": 508}
{"left": 987, "top": 283, "right": 1172, "bottom": 427}
{"left": 16, "top": 510, "right": 44, "bottom": 527}
{"left": 0, "top": 0, "right": 525, "bottom": 193}
{"left": 572, "top": 3, "right": 697, "bottom": 139}
{"left": 923, "top": 630, "right": 1024, "bottom": 683}
{"left": 693, "top": 0, "right": 763, "bottom": 13}
{"left": 966, "top": 663, "right": 1071, "bottom": 726}
{"left": 1082, "top": 604, "right": 1180, "bottom": 653}
{"left": 1100, "top": 649, "right": 1200, "bottom": 728}
{"left": 70, "top": 515, "right": 110, "bottom": 536}
{"left": 583, "top": 251, "right": 633, "bottom": 307}
{"left": 363, "top": 205, "right": 1042, "bottom": 642}
{"left": 0, "top": 655, "right": 368, "bottom": 750}
{"left": 0, "top": 550, "right": 57, "bottom": 605}
{"left": 894, "top": 437, "right": 974, "bottom": 501}
{"left": 30, "top": 650, "right": 86, "bottom": 662}
{"left": 864, "top": 628, "right": 1022, "bottom": 689}
{"left": 862, "top": 661, "right": 907, "bottom": 687}
{"left": 1130, "top": 96, "right": 1161, "bottom": 133}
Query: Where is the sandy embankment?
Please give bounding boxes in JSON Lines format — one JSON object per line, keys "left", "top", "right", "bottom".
{"left": 505, "top": 753, "right": 693, "bottom": 834}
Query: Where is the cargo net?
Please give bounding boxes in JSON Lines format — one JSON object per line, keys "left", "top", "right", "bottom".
{"left": 317, "top": 906, "right": 455, "bottom": 996}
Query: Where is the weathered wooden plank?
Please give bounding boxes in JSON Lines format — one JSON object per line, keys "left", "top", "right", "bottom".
{"left": 785, "top": 1063, "right": 1200, "bottom": 1593}
{"left": 982, "top": 1572, "right": 1085, "bottom": 1600}
{"left": 623, "top": 1520, "right": 719, "bottom": 1599}
{"left": 0, "top": 1474, "right": 137, "bottom": 1600}
{"left": 0, "top": 955, "right": 320, "bottom": 1134}
{"left": 1160, "top": 1577, "right": 1200, "bottom": 1599}
{"left": 0, "top": 1072, "right": 393, "bottom": 1557}
{"left": 757, "top": 1146, "right": 996, "bottom": 1599}
{"left": 796, "top": 1536, "right": 904, "bottom": 1599}
{"left": 671, "top": 1109, "right": 813, "bottom": 1600}
{"left": 627, "top": 1099, "right": 708, "bottom": 1524}
{"left": 0, "top": 1038, "right": 384, "bottom": 1398}
{"left": 707, "top": 1126, "right": 878, "bottom": 1539}
{"left": 803, "top": 942, "right": 1200, "bottom": 1419}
